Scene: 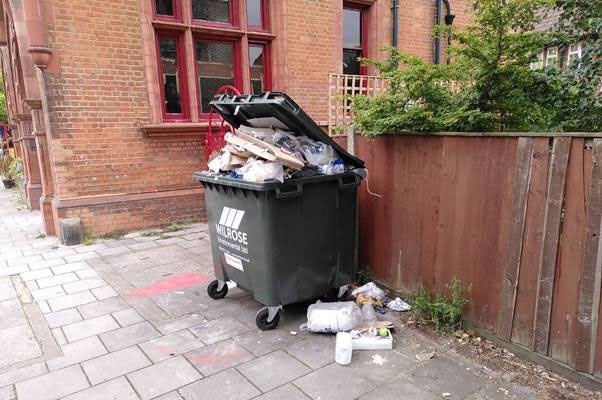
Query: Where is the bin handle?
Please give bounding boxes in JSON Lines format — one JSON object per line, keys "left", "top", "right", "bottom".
{"left": 275, "top": 183, "right": 303, "bottom": 199}
{"left": 338, "top": 174, "right": 361, "bottom": 190}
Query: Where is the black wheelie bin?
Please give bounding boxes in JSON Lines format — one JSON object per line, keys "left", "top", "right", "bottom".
{"left": 193, "top": 92, "right": 365, "bottom": 330}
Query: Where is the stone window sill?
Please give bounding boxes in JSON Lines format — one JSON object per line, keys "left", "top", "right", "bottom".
{"left": 141, "top": 123, "right": 210, "bottom": 140}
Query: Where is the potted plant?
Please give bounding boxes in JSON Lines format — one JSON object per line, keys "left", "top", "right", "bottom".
{"left": 0, "top": 150, "right": 15, "bottom": 189}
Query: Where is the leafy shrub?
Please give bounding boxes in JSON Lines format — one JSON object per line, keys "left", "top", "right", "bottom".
{"left": 409, "top": 278, "right": 470, "bottom": 333}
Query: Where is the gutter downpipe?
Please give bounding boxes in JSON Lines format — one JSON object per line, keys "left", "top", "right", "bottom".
{"left": 392, "top": 0, "right": 399, "bottom": 47}
{"left": 434, "top": 0, "right": 454, "bottom": 64}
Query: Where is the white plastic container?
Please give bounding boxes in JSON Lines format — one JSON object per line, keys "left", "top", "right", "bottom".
{"left": 335, "top": 332, "right": 353, "bottom": 365}
{"left": 351, "top": 328, "right": 393, "bottom": 350}
{"left": 305, "top": 301, "right": 363, "bottom": 333}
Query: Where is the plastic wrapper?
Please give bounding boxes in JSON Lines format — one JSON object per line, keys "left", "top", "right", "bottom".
{"left": 235, "top": 159, "right": 284, "bottom": 183}
{"left": 297, "top": 136, "right": 337, "bottom": 166}
{"left": 387, "top": 297, "right": 411, "bottom": 312}
{"left": 237, "top": 125, "right": 276, "bottom": 143}
{"left": 351, "top": 282, "right": 385, "bottom": 300}
{"left": 272, "top": 130, "right": 305, "bottom": 161}
{"left": 361, "top": 303, "right": 378, "bottom": 323}
{"left": 320, "top": 159, "right": 345, "bottom": 175}
{"left": 302, "top": 301, "right": 363, "bottom": 333}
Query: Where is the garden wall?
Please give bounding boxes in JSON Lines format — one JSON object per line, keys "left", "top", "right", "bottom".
{"left": 351, "top": 133, "right": 602, "bottom": 386}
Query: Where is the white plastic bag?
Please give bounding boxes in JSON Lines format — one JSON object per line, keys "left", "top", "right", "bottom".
{"left": 304, "top": 301, "right": 363, "bottom": 333}
{"left": 351, "top": 282, "right": 385, "bottom": 300}
{"left": 387, "top": 297, "right": 411, "bottom": 312}
{"left": 320, "top": 159, "right": 345, "bottom": 175}
{"left": 235, "top": 160, "right": 284, "bottom": 183}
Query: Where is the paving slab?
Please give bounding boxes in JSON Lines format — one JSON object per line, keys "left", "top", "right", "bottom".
{"left": 237, "top": 350, "right": 311, "bottom": 392}
{"left": 294, "top": 363, "right": 377, "bottom": 400}
{"left": 0, "top": 278, "right": 16, "bottom": 301}
{"left": 189, "top": 316, "right": 250, "bottom": 345}
{"left": 63, "top": 278, "right": 107, "bottom": 294}
{"left": 82, "top": 346, "right": 152, "bottom": 385}
{"left": 36, "top": 272, "right": 79, "bottom": 289}
{"left": 112, "top": 307, "right": 144, "bottom": 326}
{"left": 127, "top": 356, "right": 201, "bottom": 400}
{"left": 61, "top": 377, "right": 139, "bottom": 400}
{"left": 44, "top": 308, "right": 82, "bottom": 328}
{"left": 156, "top": 314, "right": 207, "bottom": 335}
{"left": 0, "top": 324, "right": 42, "bottom": 368}
{"left": 139, "top": 330, "right": 205, "bottom": 362}
{"left": 46, "top": 336, "right": 107, "bottom": 371}
{"left": 234, "top": 327, "right": 299, "bottom": 357}
{"left": 47, "top": 291, "right": 97, "bottom": 311}
{"left": 15, "top": 364, "right": 89, "bottom": 400}
{"left": 0, "top": 386, "right": 15, "bottom": 400}
{"left": 184, "top": 339, "right": 255, "bottom": 377}
{"left": 285, "top": 334, "right": 336, "bottom": 370}
{"left": 178, "top": 368, "right": 259, "bottom": 400}
{"left": 358, "top": 376, "right": 438, "bottom": 400}
{"left": 255, "top": 384, "right": 311, "bottom": 400}
{"left": 91, "top": 285, "right": 118, "bottom": 300}
{"left": 62, "top": 314, "right": 119, "bottom": 342}
{"left": 0, "top": 298, "right": 27, "bottom": 330}
{"left": 77, "top": 296, "right": 128, "bottom": 319}
{"left": 0, "top": 362, "right": 47, "bottom": 387}
{"left": 408, "top": 355, "right": 483, "bottom": 398}
{"left": 99, "top": 321, "right": 160, "bottom": 351}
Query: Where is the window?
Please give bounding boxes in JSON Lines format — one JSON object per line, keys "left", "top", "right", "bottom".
{"left": 567, "top": 43, "right": 582, "bottom": 67}
{"left": 545, "top": 47, "right": 558, "bottom": 68}
{"left": 530, "top": 52, "right": 544, "bottom": 70}
{"left": 249, "top": 44, "right": 270, "bottom": 94}
{"left": 343, "top": 6, "right": 366, "bottom": 75}
{"left": 149, "top": 0, "right": 274, "bottom": 122}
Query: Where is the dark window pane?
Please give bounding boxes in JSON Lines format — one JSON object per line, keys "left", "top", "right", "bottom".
{"left": 344, "top": 9, "right": 361, "bottom": 48}
{"left": 247, "top": 0, "right": 262, "bottom": 27}
{"left": 343, "top": 49, "right": 361, "bottom": 75}
{"left": 156, "top": 0, "right": 173, "bottom": 16}
{"left": 249, "top": 45, "right": 264, "bottom": 94}
{"left": 195, "top": 41, "right": 234, "bottom": 113}
{"left": 192, "top": 0, "right": 231, "bottom": 23}
{"left": 160, "top": 38, "right": 182, "bottom": 114}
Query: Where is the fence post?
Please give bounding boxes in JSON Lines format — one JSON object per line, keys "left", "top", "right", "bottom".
{"left": 346, "top": 125, "right": 356, "bottom": 156}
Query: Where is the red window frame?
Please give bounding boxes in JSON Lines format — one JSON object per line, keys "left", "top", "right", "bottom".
{"left": 152, "top": 0, "right": 182, "bottom": 22}
{"left": 155, "top": 31, "right": 190, "bottom": 121}
{"left": 192, "top": 35, "right": 243, "bottom": 119}
{"left": 247, "top": 0, "right": 270, "bottom": 32}
{"left": 248, "top": 42, "right": 272, "bottom": 93}
{"left": 343, "top": 2, "right": 368, "bottom": 75}
{"left": 191, "top": 0, "right": 240, "bottom": 29}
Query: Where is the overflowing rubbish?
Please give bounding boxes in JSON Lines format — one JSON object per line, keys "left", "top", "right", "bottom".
{"left": 350, "top": 327, "right": 393, "bottom": 350}
{"left": 204, "top": 125, "right": 349, "bottom": 183}
{"left": 301, "top": 301, "right": 363, "bottom": 333}
{"left": 387, "top": 297, "right": 412, "bottom": 312}
{"left": 351, "top": 282, "right": 385, "bottom": 300}
{"left": 361, "top": 303, "right": 378, "bottom": 323}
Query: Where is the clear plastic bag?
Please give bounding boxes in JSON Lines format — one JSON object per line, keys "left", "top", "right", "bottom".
{"left": 237, "top": 125, "right": 277, "bottom": 142}
{"left": 302, "top": 301, "right": 363, "bottom": 333}
{"left": 351, "top": 282, "right": 385, "bottom": 300}
{"left": 297, "top": 136, "right": 337, "bottom": 166}
{"left": 235, "top": 159, "right": 284, "bottom": 183}
{"left": 320, "top": 159, "right": 345, "bottom": 175}
{"left": 272, "top": 130, "right": 305, "bottom": 161}
{"left": 361, "top": 303, "right": 377, "bottom": 323}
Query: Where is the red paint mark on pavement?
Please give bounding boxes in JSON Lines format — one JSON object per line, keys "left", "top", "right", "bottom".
{"left": 129, "top": 272, "right": 209, "bottom": 297}
{"left": 186, "top": 352, "right": 241, "bottom": 364}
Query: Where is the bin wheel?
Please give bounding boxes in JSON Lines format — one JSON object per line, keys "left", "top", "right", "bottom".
{"left": 256, "top": 307, "right": 281, "bottom": 331}
{"left": 207, "top": 280, "right": 228, "bottom": 300}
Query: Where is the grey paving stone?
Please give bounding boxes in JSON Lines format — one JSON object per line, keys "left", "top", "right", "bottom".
{"left": 178, "top": 368, "right": 259, "bottom": 400}
{"left": 235, "top": 328, "right": 299, "bottom": 357}
{"left": 128, "top": 241, "right": 160, "bottom": 251}
{"left": 0, "top": 324, "right": 42, "bottom": 368}
{"left": 152, "top": 391, "right": 182, "bottom": 400}
{"left": 82, "top": 346, "right": 151, "bottom": 385}
{"left": 254, "top": 384, "right": 310, "bottom": 400}
{"left": 36, "top": 272, "right": 79, "bottom": 289}
{"left": 20, "top": 268, "right": 52, "bottom": 281}
{"left": 64, "top": 252, "right": 99, "bottom": 263}
{"left": 51, "top": 327, "right": 67, "bottom": 345}
{"left": 44, "top": 308, "right": 82, "bottom": 328}
{"left": 358, "top": 377, "right": 437, "bottom": 400}
{"left": 0, "top": 278, "right": 16, "bottom": 301}
{"left": 91, "top": 285, "right": 118, "bottom": 300}
{"left": 0, "top": 265, "right": 29, "bottom": 277}
{"left": 31, "top": 285, "right": 65, "bottom": 301}
{"left": 237, "top": 350, "right": 310, "bottom": 392}
{"left": 189, "top": 316, "right": 250, "bottom": 345}
{"left": 346, "top": 349, "right": 415, "bottom": 384}
{"left": 0, "top": 385, "right": 15, "bottom": 400}
{"left": 62, "top": 314, "right": 120, "bottom": 342}
{"left": 0, "top": 298, "right": 27, "bottom": 330}
{"left": 15, "top": 364, "right": 89, "bottom": 400}
{"left": 409, "top": 356, "right": 482, "bottom": 398}
{"left": 77, "top": 296, "right": 128, "bottom": 319}
{"left": 75, "top": 267, "right": 99, "bottom": 279}
{"left": 7, "top": 255, "right": 42, "bottom": 266}
{"left": 285, "top": 334, "right": 336, "bottom": 370}
{"left": 26, "top": 258, "right": 64, "bottom": 271}
{"left": 184, "top": 339, "right": 254, "bottom": 377}
{"left": 156, "top": 315, "right": 207, "bottom": 335}
{"left": 25, "top": 279, "right": 38, "bottom": 291}
{"left": 42, "top": 248, "right": 77, "bottom": 260}
{"left": 294, "top": 363, "right": 377, "bottom": 400}
{"left": 0, "top": 362, "right": 47, "bottom": 387}
{"left": 97, "top": 246, "right": 130, "bottom": 257}
{"left": 61, "top": 377, "right": 139, "bottom": 400}
{"left": 50, "top": 261, "right": 90, "bottom": 275}
{"left": 38, "top": 300, "right": 51, "bottom": 313}
{"left": 127, "top": 356, "right": 201, "bottom": 400}
{"left": 47, "top": 290, "right": 97, "bottom": 311}
{"left": 139, "top": 330, "right": 205, "bottom": 362}
{"left": 63, "top": 278, "right": 106, "bottom": 294}
{"left": 74, "top": 243, "right": 108, "bottom": 254}
{"left": 112, "top": 308, "right": 144, "bottom": 327}
{"left": 46, "top": 336, "right": 107, "bottom": 370}
{"left": 99, "top": 321, "right": 160, "bottom": 351}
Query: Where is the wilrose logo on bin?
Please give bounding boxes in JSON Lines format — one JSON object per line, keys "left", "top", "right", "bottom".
{"left": 216, "top": 207, "right": 248, "bottom": 245}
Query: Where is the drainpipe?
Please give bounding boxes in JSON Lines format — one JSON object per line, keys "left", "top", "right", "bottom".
{"left": 392, "top": 0, "right": 399, "bottom": 48}
{"left": 434, "top": 0, "right": 455, "bottom": 64}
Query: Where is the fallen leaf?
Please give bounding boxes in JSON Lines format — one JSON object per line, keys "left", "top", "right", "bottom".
{"left": 372, "top": 354, "right": 387, "bottom": 365}
{"left": 415, "top": 351, "right": 435, "bottom": 362}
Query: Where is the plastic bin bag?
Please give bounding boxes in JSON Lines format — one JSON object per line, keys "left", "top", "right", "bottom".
{"left": 320, "top": 159, "right": 345, "bottom": 175}
{"left": 301, "top": 301, "right": 363, "bottom": 333}
{"left": 298, "top": 136, "right": 337, "bottom": 166}
{"left": 351, "top": 282, "right": 385, "bottom": 300}
{"left": 235, "top": 160, "right": 284, "bottom": 183}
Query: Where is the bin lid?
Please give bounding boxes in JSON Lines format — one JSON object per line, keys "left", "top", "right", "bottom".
{"left": 209, "top": 92, "right": 364, "bottom": 168}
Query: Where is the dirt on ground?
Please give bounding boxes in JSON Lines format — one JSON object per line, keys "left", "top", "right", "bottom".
{"left": 394, "top": 312, "right": 602, "bottom": 400}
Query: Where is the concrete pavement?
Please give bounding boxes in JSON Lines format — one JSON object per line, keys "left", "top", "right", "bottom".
{"left": 0, "top": 186, "right": 535, "bottom": 400}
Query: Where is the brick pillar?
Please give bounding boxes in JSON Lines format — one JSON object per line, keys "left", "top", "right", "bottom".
{"left": 29, "top": 99, "right": 55, "bottom": 234}
{"left": 14, "top": 112, "right": 42, "bottom": 210}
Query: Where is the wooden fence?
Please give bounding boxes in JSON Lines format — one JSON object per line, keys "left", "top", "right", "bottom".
{"left": 352, "top": 133, "right": 602, "bottom": 385}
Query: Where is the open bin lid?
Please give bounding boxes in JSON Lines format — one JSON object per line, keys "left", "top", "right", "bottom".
{"left": 209, "top": 92, "right": 364, "bottom": 169}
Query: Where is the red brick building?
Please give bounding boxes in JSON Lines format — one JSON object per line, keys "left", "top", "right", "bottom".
{"left": 0, "top": 0, "right": 471, "bottom": 238}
